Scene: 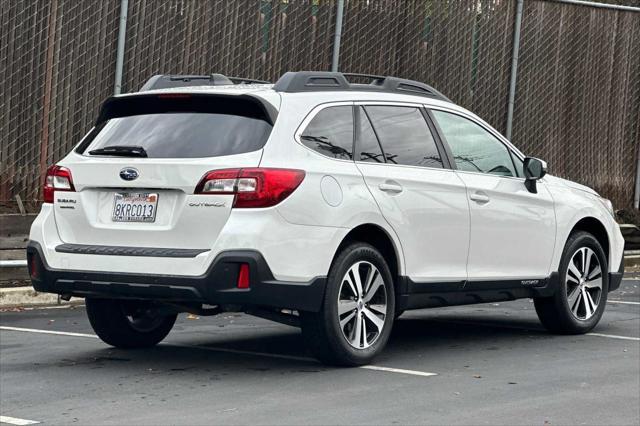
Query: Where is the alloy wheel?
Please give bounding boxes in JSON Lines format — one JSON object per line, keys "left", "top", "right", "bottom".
{"left": 566, "top": 247, "right": 602, "bottom": 321}
{"left": 337, "top": 261, "right": 387, "bottom": 349}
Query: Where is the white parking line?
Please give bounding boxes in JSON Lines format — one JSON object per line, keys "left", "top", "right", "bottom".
{"left": 586, "top": 333, "right": 640, "bottom": 342}
{"left": 0, "top": 415, "right": 40, "bottom": 425}
{"left": 431, "top": 320, "right": 640, "bottom": 342}
{"left": 608, "top": 300, "right": 640, "bottom": 305}
{"left": 359, "top": 365, "right": 437, "bottom": 377}
{"left": 0, "top": 326, "right": 438, "bottom": 378}
{"left": 0, "top": 326, "right": 97, "bottom": 339}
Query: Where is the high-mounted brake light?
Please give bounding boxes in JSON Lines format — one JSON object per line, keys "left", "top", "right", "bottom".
{"left": 43, "top": 165, "right": 75, "bottom": 203}
{"left": 195, "top": 168, "right": 305, "bottom": 208}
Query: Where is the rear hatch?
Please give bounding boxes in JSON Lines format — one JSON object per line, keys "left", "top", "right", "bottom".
{"left": 53, "top": 93, "right": 275, "bottom": 250}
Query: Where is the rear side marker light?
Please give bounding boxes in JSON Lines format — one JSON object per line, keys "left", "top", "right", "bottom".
{"left": 237, "top": 263, "right": 250, "bottom": 289}
{"left": 195, "top": 168, "right": 305, "bottom": 208}
{"left": 43, "top": 165, "right": 75, "bottom": 203}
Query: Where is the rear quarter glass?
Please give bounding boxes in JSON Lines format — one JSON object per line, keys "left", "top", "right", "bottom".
{"left": 77, "top": 95, "right": 273, "bottom": 158}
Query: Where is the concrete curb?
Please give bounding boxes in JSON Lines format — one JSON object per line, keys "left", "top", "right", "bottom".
{"left": 0, "top": 286, "right": 83, "bottom": 308}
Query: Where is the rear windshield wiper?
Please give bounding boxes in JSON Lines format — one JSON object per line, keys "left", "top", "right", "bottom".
{"left": 88, "top": 145, "right": 148, "bottom": 157}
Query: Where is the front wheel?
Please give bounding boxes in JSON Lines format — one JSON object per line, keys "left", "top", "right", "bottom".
{"left": 86, "top": 298, "right": 177, "bottom": 348}
{"left": 534, "top": 231, "right": 608, "bottom": 334}
{"left": 301, "top": 243, "right": 395, "bottom": 366}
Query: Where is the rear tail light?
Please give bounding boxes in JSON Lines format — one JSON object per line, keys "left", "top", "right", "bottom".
{"left": 43, "top": 165, "right": 75, "bottom": 203}
{"left": 195, "top": 168, "right": 305, "bottom": 208}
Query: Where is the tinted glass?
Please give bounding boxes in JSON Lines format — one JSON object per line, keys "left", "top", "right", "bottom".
{"left": 357, "top": 107, "right": 385, "bottom": 163}
{"left": 86, "top": 113, "right": 272, "bottom": 158}
{"left": 365, "top": 106, "right": 443, "bottom": 168}
{"left": 300, "top": 106, "right": 354, "bottom": 160}
{"left": 432, "top": 110, "right": 517, "bottom": 177}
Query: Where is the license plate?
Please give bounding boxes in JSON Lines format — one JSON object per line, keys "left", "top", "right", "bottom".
{"left": 112, "top": 192, "right": 158, "bottom": 223}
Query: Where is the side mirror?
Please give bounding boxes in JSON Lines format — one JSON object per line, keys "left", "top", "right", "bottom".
{"left": 523, "top": 157, "right": 547, "bottom": 193}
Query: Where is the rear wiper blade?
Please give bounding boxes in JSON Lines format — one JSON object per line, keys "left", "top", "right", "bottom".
{"left": 89, "top": 145, "right": 148, "bottom": 157}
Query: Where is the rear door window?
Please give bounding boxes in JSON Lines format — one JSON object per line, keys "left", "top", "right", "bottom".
{"left": 80, "top": 95, "right": 273, "bottom": 158}
{"left": 356, "top": 107, "right": 386, "bottom": 163}
{"left": 300, "top": 106, "right": 354, "bottom": 160}
{"left": 364, "top": 106, "right": 443, "bottom": 168}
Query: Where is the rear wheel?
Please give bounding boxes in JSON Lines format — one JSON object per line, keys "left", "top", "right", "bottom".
{"left": 86, "top": 298, "right": 177, "bottom": 348}
{"left": 301, "top": 243, "right": 395, "bottom": 366}
{"left": 534, "top": 231, "right": 608, "bottom": 334}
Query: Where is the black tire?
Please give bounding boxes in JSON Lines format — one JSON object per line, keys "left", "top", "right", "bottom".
{"left": 85, "top": 298, "right": 177, "bottom": 348}
{"left": 301, "top": 242, "right": 395, "bottom": 366}
{"left": 534, "top": 231, "right": 609, "bottom": 334}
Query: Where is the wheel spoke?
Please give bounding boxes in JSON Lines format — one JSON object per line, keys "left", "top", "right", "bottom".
{"left": 363, "top": 275, "right": 384, "bottom": 303}
{"left": 344, "top": 272, "right": 358, "bottom": 299}
{"left": 572, "top": 291, "right": 582, "bottom": 316}
{"left": 567, "top": 285, "right": 580, "bottom": 308}
{"left": 368, "top": 303, "right": 386, "bottom": 315}
{"left": 583, "top": 248, "right": 592, "bottom": 277}
{"left": 585, "top": 290, "right": 598, "bottom": 314}
{"left": 361, "top": 316, "right": 368, "bottom": 347}
{"left": 363, "top": 266, "right": 378, "bottom": 295}
{"left": 363, "top": 307, "right": 385, "bottom": 333}
{"left": 568, "top": 261, "right": 582, "bottom": 282}
{"left": 587, "top": 265, "right": 601, "bottom": 281}
{"left": 585, "top": 277, "right": 602, "bottom": 290}
{"left": 338, "top": 300, "right": 357, "bottom": 315}
{"left": 350, "top": 313, "right": 362, "bottom": 347}
{"left": 350, "top": 264, "right": 364, "bottom": 297}
{"left": 581, "top": 289, "right": 592, "bottom": 318}
{"left": 340, "top": 310, "right": 356, "bottom": 328}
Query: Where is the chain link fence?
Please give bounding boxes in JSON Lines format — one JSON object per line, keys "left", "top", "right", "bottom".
{"left": 1, "top": 0, "right": 639, "bottom": 213}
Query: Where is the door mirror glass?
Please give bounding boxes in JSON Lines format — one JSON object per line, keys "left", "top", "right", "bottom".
{"left": 523, "top": 157, "right": 547, "bottom": 193}
{"left": 523, "top": 157, "right": 547, "bottom": 180}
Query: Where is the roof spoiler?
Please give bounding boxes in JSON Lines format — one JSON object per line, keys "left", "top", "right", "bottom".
{"left": 139, "top": 74, "right": 271, "bottom": 91}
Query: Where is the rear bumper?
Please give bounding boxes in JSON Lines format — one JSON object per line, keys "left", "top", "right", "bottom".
{"left": 608, "top": 256, "right": 624, "bottom": 292}
{"left": 27, "top": 241, "right": 326, "bottom": 312}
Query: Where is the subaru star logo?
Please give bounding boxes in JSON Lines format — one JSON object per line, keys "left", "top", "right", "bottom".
{"left": 119, "top": 167, "right": 139, "bottom": 181}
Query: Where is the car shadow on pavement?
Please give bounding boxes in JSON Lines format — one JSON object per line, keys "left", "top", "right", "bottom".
{"left": 34, "top": 314, "right": 558, "bottom": 374}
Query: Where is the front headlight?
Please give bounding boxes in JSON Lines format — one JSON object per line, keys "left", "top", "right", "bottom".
{"left": 598, "top": 197, "right": 615, "bottom": 218}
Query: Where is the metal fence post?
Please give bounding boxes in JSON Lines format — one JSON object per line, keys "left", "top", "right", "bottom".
{"left": 506, "top": 0, "right": 524, "bottom": 140}
{"left": 331, "top": 0, "right": 345, "bottom": 72}
{"left": 635, "top": 144, "right": 640, "bottom": 209}
{"left": 114, "top": 0, "right": 128, "bottom": 95}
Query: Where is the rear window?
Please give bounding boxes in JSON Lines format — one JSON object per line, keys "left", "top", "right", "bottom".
{"left": 79, "top": 95, "right": 273, "bottom": 158}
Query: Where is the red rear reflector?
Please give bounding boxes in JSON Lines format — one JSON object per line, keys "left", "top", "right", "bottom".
{"left": 28, "top": 256, "right": 39, "bottom": 279}
{"left": 237, "top": 263, "right": 250, "bottom": 289}
{"left": 195, "top": 168, "right": 305, "bottom": 208}
{"left": 43, "top": 165, "right": 75, "bottom": 203}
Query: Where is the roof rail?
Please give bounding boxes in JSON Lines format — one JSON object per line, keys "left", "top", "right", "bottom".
{"left": 272, "top": 71, "right": 451, "bottom": 102}
{"left": 139, "top": 74, "right": 271, "bottom": 91}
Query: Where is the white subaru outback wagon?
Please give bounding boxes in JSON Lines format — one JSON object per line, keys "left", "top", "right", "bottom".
{"left": 28, "top": 72, "right": 625, "bottom": 366}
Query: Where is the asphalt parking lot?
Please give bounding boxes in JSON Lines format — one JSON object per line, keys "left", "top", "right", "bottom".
{"left": 1, "top": 277, "right": 638, "bottom": 426}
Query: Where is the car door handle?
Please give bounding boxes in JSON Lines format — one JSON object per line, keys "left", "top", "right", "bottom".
{"left": 378, "top": 182, "right": 403, "bottom": 194}
{"left": 469, "top": 191, "right": 490, "bottom": 203}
